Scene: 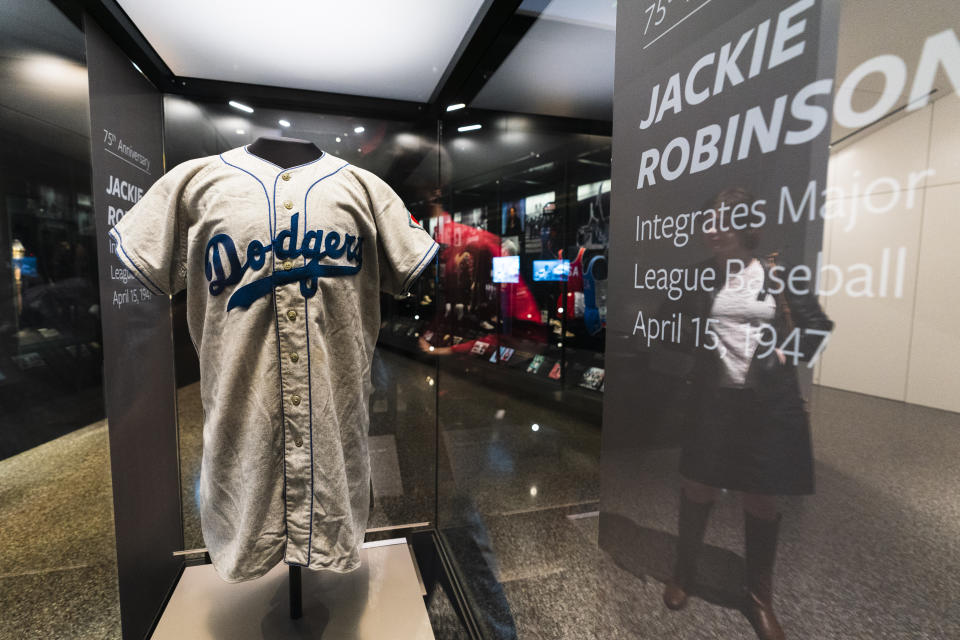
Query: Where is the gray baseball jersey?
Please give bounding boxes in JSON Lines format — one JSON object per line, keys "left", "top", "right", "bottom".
{"left": 109, "top": 145, "right": 437, "bottom": 582}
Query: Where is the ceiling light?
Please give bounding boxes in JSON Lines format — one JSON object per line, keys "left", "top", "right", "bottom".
{"left": 458, "top": 124, "right": 481, "bottom": 133}
{"left": 229, "top": 100, "right": 254, "bottom": 113}
{"left": 531, "top": 424, "right": 540, "bottom": 432}
{"left": 446, "top": 103, "right": 465, "bottom": 111}
{"left": 336, "top": 137, "right": 341, "bottom": 143}
{"left": 131, "top": 61, "right": 143, "bottom": 74}
{"left": 236, "top": 129, "right": 245, "bottom": 134}
{"left": 530, "top": 486, "right": 538, "bottom": 497}
{"left": 278, "top": 119, "right": 290, "bottom": 127}
{"left": 354, "top": 126, "right": 365, "bottom": 133}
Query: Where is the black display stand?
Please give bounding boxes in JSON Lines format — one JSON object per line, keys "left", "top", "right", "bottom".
{"left": 289, "top": 566, "right": 302, "bottom": 619}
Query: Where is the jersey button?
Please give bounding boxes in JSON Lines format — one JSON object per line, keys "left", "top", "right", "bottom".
{"left": 282, "top": 259, "right": 293, "bottom": 271}
{"left": 287, "top": 309, "right": 297, "bottom": 321}
{"left": 291, "top": 394, "right": 301, "bottom": 406}
{"left": 281, "top": 173, "right": 291, "bottom": 181}
{"left": 289, "top": 352, "right": 299, "bottom": 363}
{"left": 294, "top": 436, "right": 303, "bottom": 447}
{"left": 283, "top": 199, "right": 293, "bottom": 209}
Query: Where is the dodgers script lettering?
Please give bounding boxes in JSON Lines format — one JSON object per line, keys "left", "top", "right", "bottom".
{"left": 204, "top": 212, "right": 364, "bottom": 310}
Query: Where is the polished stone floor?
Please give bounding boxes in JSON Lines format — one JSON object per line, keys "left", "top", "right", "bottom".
{"left": 3, "top": 346, "right": 960, "bottom": 639}
{"left": 435, "top": 373, "right": 960, "bottom": 639}
{"left": 0, "top": 421, "right": 120, "bottom": 640}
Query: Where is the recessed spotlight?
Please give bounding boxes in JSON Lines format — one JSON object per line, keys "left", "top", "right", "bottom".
{"left": 458, "top": 124, "right": 481, "bottom": 133}
{"left": 278, "top": 119, "right": 290, "bottom": 128}
{"left": 228, "top": 100, "right": 253, "bottom": 113}
{"left": 335, "top": 136, "right": 341, "bottom": 143}
{"left": 236, "top": 129, "right": 245, "bottom": 134}
{"left": 530, "top": 486, "right": 538, "bottom": 497}
{"left": 446, "top": 103, "right": 466, "bottom": 112}
{"left": 354, "top": 126, "right": 365, "bottom": 133}
{"left": 531, "top": 424, "right": 540, "bottom": 432}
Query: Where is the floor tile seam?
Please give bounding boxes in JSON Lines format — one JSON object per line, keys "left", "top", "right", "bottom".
{"left": 498, "top": 565, "right": 568, "bottom": 584}
{"left": 0, "top": 561, "right": 103, "bottom": 580}
{"left": 485, "top": 499, "right": 600, "bottom": 518}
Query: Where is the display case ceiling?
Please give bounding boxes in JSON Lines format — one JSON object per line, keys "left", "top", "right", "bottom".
{"left": 115, "top": 0, "right": 489, "bottom": 103}
{"left": 102, "top": 0, "right": 619, "bottom": 123}
{"left": 472, "top": 0, "right": 616, "bottom": 120}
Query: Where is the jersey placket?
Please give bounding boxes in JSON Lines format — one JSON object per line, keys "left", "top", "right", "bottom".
{"left": 274, "top": 169, "right": 313, "bottom": 566}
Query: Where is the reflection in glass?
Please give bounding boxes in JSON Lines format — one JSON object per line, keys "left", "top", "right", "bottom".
{"left": 660, "top": 189, "right": 832, "bottom": 639}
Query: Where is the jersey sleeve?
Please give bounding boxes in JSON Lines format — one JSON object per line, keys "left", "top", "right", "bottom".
{"left": 108, "top": 158, "right": 207, "bottom": 296}
{"left": 354, "top": 169, "right": 438, "bottom": 296}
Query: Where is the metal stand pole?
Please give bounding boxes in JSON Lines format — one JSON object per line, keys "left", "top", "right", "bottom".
{"left": 289, "top": 565, "right": 302, "bottom": 619}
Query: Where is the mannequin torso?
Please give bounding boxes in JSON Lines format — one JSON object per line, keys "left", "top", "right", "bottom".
{"left": 247, "top": 136, "right": 323, "bottom": 169}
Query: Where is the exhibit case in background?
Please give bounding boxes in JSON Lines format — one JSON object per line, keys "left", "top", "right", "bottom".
{"left": 1, "top": 1, "right": 960, "bottom": 639}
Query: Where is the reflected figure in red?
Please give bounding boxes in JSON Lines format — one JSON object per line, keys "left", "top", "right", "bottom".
{"left": 420, "top": 212, "right": 544, "bottom": 356}
{"left": 664, "top": 188, "right": 832, "bottom": 640}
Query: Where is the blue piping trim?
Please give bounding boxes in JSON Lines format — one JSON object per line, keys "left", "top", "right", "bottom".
{"left": 220, "top": 150, "right": 296, "bottom": 559}
{"left": 110, "top": 228, "right": 164, "bottom": 295}
{"left": 220, "top": 149, "right": 338, "bottom": 566}
{"left": 219, "top": 151, "right": 276, "bottom": 241}
{"left": 303, "top": 260, "right": 316, "bottom": 568}
{"left": 270, "top": 156, "right": 310, "bottom": 563}
{"left": 304, "top": 163, "right": 350, "bottom": 202}
{"left": 401, "top": 241, "right": 439, "bottom": 293}
{"left": 258, "top": 148, "right": 328, "bottom": 566}
{"left": 296, "top": 163, "right": 350, "bottom": 566}
{"left": 269, "top": 152, "right": 327, "bottom": 249}
{"left": 273, "top": 286, "right": 294, "bottom": 562}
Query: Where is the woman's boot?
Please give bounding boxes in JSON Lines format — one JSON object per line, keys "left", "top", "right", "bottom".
{"left": 663, "top": 491, "right": 714, "bottom": 610}
{"left": 743, "top": 511, "right": 786, "bottom": 640}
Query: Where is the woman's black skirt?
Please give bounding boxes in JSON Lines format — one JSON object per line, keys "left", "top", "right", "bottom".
{"left": 679, "top": 386, "right": 814, "bottom": 495}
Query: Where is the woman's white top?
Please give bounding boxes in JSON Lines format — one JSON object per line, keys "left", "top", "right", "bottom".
{"left": 709, "top": 258, "right": 776, "bottom": 388}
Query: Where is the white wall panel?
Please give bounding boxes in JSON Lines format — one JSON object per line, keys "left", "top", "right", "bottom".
{"left": 927, "top": 95, "right": 960, "bottom": 189}
{"left": 817, "top": 193, "right": 922, "bottom": 400}
{"left": 905, "top": 183, "right": 960, "bottom": 412}
{"left": 828, "top": 107, "right": 932, "bottom": 200}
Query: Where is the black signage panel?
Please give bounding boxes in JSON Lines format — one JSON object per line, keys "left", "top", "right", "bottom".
{"left": 85, "top": 15, "right": 182, "bottom": 640}
{"left": 601, "top": 0, "right": 839, "bottom": 558}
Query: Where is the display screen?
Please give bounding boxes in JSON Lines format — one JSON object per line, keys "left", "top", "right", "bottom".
{"left": 533, "top": 259, "right": 569, "bottom": 282}
{"left": 492, "top": 255, "right": 519, "bottom": 283}
{"left": 13, "top": 256, "right": 38, "bottom": 278}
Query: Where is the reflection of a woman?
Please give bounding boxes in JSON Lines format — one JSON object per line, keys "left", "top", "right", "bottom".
{"left": 503, "top": 205, "right": 522, "bottom": 236}
{"left": 664, "top": 188, "right": 832, "bottom": 640}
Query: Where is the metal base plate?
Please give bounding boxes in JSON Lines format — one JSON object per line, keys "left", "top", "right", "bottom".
{"left": 152, "top": 539, "right": 434, "bottom": 639}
